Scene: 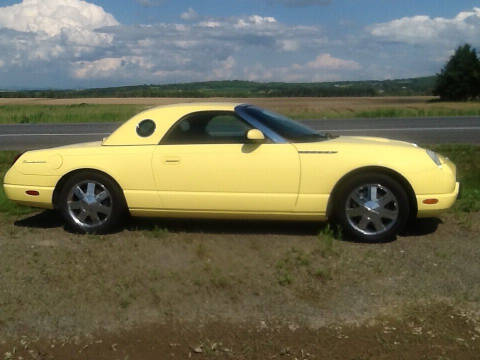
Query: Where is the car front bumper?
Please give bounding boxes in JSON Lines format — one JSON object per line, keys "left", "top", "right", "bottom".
{"left": 416, "top": 182, "right": 460, "bottom": 218}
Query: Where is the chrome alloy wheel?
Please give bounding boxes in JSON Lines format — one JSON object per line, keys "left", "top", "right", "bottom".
{"left": 345, "top": 184, "right": 399, "bottom": 236}
{"left": 67, "top": 180, "right": 112, "bottom": 229}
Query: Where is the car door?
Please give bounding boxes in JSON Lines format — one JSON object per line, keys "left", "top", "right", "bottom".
{"left": 152, "top": 111, "right": 300, "bottom": 212}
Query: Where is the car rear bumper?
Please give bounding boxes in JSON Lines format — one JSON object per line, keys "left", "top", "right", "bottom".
{"left": 416, "top": 182, "right": 460, "bottom": 218}
{"left": 3, "top": 184, "right": 54, "bottom": 209}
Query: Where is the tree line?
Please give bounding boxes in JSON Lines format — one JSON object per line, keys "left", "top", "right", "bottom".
{"left": 0, "top": 78, "right": 435, "bottom": 99}
{"left": 434, "top": 44, "right": 480, "bottom": 101}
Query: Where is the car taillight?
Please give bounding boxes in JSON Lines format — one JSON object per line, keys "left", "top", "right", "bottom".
{"left": 11, "top": 152, "right": 24, "bottom": 166}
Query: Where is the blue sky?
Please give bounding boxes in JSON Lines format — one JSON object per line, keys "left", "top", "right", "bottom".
{"left": 0, "top": 0, "right": 479, "bottom": 89}
{"left": 90, "top": 0, "right": 476, "bottom": 27}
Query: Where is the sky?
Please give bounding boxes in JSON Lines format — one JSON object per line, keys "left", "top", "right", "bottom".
{"left": 0, "top": 0, "right": 479, "bottom": 89}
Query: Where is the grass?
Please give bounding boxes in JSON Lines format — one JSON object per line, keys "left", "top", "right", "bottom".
{"left": 431, "top": 144, "right": 480, "bottom": 213}
{"left": 0, "top": 104, "right": 146, "bottom": 124}
{"left": 275, "top": 226, "right": 340, "bottom": 286}
{"left": 1, "top": 98, "right": 480, "bottom": 123}
{"left": 275, "top": 247, "right": 310, "bottom": 286}
{"left": 292, "top": 106, "right": 480, "bottom": 119}
{"left": 352, "top": 106, "right": 480, "bottom": 119}
{"left": 145, "top": 225, "right": 170, "bottom": 239}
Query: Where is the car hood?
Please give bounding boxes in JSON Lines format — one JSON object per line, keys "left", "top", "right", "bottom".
{"left": 294, "top": 136, "right": 419, "bottom": 151}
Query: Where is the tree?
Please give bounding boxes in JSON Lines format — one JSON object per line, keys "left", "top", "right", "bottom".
{"left": 433, "top": 44, "right": 480, "bottom": 101}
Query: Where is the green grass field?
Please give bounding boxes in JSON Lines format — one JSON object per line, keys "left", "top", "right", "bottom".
{"left": 0, "top": 104, "right": 146, "bottom": 124}
{"left": 432, "top": 145, "right": 480, "bottom": 213}
{"left": 1, "top": 99, "right": 480, "bottom": 124}
{"left": 350, "top": 107, "right": 480, "bottom": 119}
{"left": 1, "top": 145, "right": 478, "bottom": 216}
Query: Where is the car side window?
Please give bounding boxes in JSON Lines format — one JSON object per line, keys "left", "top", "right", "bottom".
{"left": 161, "top": 111, "right": 252, "bottom": 144}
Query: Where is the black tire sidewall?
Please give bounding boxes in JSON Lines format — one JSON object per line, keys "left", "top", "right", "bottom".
{"left": 58, "top": 172, "right": 126, "bottom": 234}
{"left": 334, "top": 173, "right": 410, "bottom": 242}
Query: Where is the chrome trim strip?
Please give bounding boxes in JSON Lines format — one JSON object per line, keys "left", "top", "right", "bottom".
{"left": 298, "top": 151, "right": 338, "bottom": 154}
{"left": 234, "top": 104, "right": 288, "bottom": 144}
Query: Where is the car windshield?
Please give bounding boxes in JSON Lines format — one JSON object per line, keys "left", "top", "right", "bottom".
{"left": 242, "top": 106, "right": 328, "bottom": 142}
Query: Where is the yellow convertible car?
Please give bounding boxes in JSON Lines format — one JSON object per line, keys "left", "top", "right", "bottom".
{"left": 3, "top": 103, "right": 459, "bottom": 241}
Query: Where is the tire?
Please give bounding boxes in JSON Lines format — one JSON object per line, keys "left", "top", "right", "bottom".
{"left": 333, "top": 173, "right": 410, "bottom": 242}
{"left": 58, "top": 171, "right": 127, "bottom": 234}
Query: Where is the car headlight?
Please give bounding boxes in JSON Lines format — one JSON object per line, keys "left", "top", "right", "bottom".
{"left": 426, "top": 149, "right": 442, "bottom": 166}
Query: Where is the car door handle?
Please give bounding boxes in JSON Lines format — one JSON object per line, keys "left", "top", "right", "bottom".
{"left": 164, "top": 157, "right": 181, "bottom": 165}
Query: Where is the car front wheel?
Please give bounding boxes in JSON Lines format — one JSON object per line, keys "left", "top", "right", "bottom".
{"left": 334, "top": 173, "right": 410, "bottom": 242}
{"left": 58, "top": 172, "right": 127, "bottom": 234}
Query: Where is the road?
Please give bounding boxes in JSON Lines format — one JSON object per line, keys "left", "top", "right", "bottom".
{"left": 0, "top": 117, "right": 479, "bottom": 150}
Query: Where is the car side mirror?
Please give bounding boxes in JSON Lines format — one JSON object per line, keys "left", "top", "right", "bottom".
{"left": 246, "top": 129, "right": 265, "bottom": 142}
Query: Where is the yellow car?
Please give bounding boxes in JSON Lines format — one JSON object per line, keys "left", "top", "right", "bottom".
{"left": 3, "top": 103, "right": 459, "bottom": 241}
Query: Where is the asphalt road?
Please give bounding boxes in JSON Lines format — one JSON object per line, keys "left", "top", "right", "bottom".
{"left": 0, "top": 117, "right": 479, "bottom": 151}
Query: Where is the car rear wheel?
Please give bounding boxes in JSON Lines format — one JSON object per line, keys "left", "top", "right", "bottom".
{"left": 334, "top": 173, "right": 409, "bottom": 242}
{"left": 58, "top": 172, "right": 127, "bottom": 234}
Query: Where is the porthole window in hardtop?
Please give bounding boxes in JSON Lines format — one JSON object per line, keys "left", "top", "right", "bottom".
{"left": 161, "top": 111, "right": 252, "bottom": 144}
{"left": 136, "top": 119, "right": 156, "bottom": 137}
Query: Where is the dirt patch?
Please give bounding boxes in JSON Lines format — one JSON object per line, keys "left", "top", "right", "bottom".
{"left": 0, "top": 210, "right": 479, "bottom": 357}
{"left": 1, "top": 304, "right": 479, "bottom": 360}
{"left": 0, "top": 211, "right": 479, "bottom": 332}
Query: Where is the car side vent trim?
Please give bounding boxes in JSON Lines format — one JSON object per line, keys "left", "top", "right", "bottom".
{"left": 298, "top": 151, "right": 338, "bottom": 154}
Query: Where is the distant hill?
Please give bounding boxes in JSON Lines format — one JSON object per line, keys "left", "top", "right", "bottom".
{"left": 0, "top": 77, "right": 436, "bottom": 98}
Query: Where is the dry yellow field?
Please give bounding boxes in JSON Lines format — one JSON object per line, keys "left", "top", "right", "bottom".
{"left": 2, "top": 96, "right": 480, "bottom": 119}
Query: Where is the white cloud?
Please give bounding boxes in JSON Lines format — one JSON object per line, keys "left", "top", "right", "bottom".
{"left": 211, "top": 56, "right": 236, "bottom": 79}
{"left": 235, "top": 15, "right": 277, "bottom": 29}
{"left": 198, "top": 21, "right": 221, "bottom": 28}
{"left": 0, "top": 0, "right": 118, "bottom": 69}
{"left": 279, "top": 39, "right": 299, "bottom": 51}
{"left": 72, "top": 56, "right": 154, "bottom": 79}
{"left": 0, "top": 0, "right": 122, "bottom": 88}
{"left": 0, "top": 0, "right": 330, "bottom": 85}
{"left": 72, "top": 57, "right": 123, "bottom": 79}
{"left": 0, "top": 0, "right": 118, "bottom": 37}
{"left": 65, "top": 13, "right": 327, "bottom": 83}
{"left": 304, "top": 53, "right": 361, "bottom": 70}
{"left": 0, "top": 0, "right": 450, "bottom": 87}
{"left": 180, "top": 8, "right": 198, "bottom": 21}
{"left": 244, "top": 63, "right": 274, "bottom": 81}
{"left": 369, "top": 7, "right": 480, "bottom": 45}
{"left": 244, "top": 54, "right": 361, "bottom": 82}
